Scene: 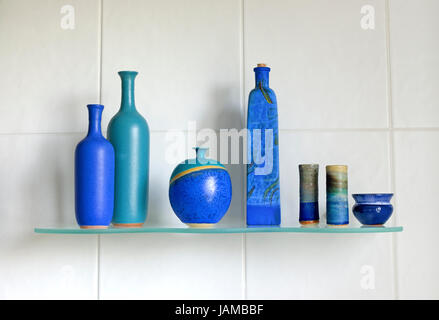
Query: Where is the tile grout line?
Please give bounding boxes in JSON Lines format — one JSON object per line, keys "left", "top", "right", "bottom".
{"left": 240, "top": 0, "right": 247, "bottom": 300}
{"left": 384, "top": 0, "right": 399, "bottom": 300}
{"left": 241, "top": 233, "right": 247, "bottom": 300}
{"left": 97, "top": 0, "right": 104, "bottom": 301}
{"left": 98, "top": 0, "right": 104, "bottom": 105}
{"left": 97, "top": 235, "right": 101, "bottom": 300}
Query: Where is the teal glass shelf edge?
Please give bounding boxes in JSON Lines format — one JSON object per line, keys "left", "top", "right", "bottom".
{"left": 34, "top": 225, "right": 403, "bottom": 234}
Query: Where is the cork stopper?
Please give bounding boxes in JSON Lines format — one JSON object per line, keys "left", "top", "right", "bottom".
{"left": 257, "top": 63, "right": 267, "bottom": 67}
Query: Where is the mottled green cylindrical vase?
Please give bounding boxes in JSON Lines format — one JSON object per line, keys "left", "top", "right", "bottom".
{"left": 299, "top": 164, "right": 319, "bottom": 225}
{"left": 326, "top": 165, "right": 348, "bottom": 226}
{"left": 107, "top": 71, "right": 150, "bottom": 227}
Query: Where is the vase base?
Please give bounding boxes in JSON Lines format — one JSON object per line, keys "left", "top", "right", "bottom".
{"left": 80, "top": 225, "right": 108, "bottom": 229}
{"left": 364, "top": 224, "right": 384, "bottom": 226}
{"left": 186, "top": 223, "right": 215, "bottom": 228}
{"left": 112, "top": 223, "right": 144, "bottom": 228}
{"left": 300, "top": 220, "right": 319, "bottom": 225}
{"left": 327, "top": 224, "right": 348, "bottom": 227}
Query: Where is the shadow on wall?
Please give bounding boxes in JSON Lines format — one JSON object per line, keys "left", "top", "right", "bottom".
{"left": 129, "top": 85, "right": 244, "bottom": 227}
{"left": 208, "top": 86, "right": 243, "bottom": 130}
{"left": 202, "top": 86, "right": 244, "bottom": 226}
{"left": 31, "top": 135, "right": 78, "bottom": 229}
{"left": 1, "top": 133, "right": 78, "bottom": 253}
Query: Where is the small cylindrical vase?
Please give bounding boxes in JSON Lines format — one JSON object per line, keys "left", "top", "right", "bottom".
{"left": 299, "top": 164, "right": 319, "bottom": 224}
{"left": 326, "top": 165, "right": 349, "bottom": 226}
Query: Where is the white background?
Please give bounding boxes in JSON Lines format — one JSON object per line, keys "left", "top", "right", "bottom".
{"left": 0, "top": 0, "right": 438, "bottom": 299}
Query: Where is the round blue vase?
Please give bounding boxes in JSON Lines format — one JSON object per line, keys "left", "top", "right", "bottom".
{"left": 352, "top": 193, "right": 393, "bottom": 226}
{"left": 169, "top": 147, "right": 232, "bottom": 228}
{"left": 75, "top": 104, "right": 115, "bottom": 229}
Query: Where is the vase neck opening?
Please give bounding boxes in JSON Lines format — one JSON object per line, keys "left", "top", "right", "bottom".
{"left": 87, "top": 104, "right": 104, "bottom": 137}
{"left": 254, "top": 66, "right": 270, "bottom": 88}
{"left": 194, "top": 147, "right": 208, "bottom": 163}
{"left": 119, "top": 71, "right": 138, "bottom": 111}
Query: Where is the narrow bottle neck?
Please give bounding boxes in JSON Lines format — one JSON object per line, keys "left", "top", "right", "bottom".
{"left": 195, "top": 147, "right": 208, "bottom": 162}
{"left": 119, "top": 72, "right": 138, "bottom": 111}
{"left": 87, "top": 105, "right": 103, "bottom": 137}
{"left": 255, "top": 70, "right": 270, "bottom": 88}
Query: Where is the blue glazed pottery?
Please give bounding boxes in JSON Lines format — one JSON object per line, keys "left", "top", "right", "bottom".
{"left": 247, "top": 64, "right": 281, "bottom": 225}
{"left": 299, "top": 164, "right": 319, "bottom": 224}
{"left": 326, "top": 165, "right": 349, "bottom": 226}
{"left": 75, "top": 104, "right": 115, "bottom": 229}
{"left": 107, "top": 71, "right": 150, "bottom": 227}
{"left": 352, "top": 193, "right": 394, "bottom": 226}
{"left": 169, "top": 147, "right": 232, "bottom": 228}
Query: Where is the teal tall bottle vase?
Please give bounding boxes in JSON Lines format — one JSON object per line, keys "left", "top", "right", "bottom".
{"left": 108, "top": 71, "right": 150, "bottom": 227}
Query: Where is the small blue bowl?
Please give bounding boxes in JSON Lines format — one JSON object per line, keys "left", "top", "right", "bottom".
{"left": 352, "top": 193, "right": 393, "bottom": 226}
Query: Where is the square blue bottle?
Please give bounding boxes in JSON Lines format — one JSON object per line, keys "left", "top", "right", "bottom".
{"left": 247, "top": 64, "right": 281, "bottom": 225}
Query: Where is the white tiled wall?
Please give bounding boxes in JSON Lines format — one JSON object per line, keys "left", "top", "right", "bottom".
{"left": 394, "top": 131, "right": 439, "bottom": 299}
{"left": 101, "top": 0, "right": 242, "bottom": 131}
{"left": 389, "top": 0, "right": 439, "bottom": 128}
{"left": 0, "top": 0, "right": 100, "bottom": 134}
{"left": 0, "top": 0, "right": 437, "bottom": 299}
{"left": 244, "top": 0, "right": 388, "bottom": 130}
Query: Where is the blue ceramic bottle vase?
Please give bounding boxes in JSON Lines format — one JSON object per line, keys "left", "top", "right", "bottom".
{"left": 107, "top": 71, "right": 150, "bottom": 227}
{"left": 247, "top": 64, "right": 281, "bottom": 225}
{"left": 75, "top": 104, "right": 115, "bottom": 229}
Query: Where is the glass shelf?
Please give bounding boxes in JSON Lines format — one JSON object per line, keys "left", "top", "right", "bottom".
{"left": 34, "top": 225, "right": 403, "bottom": 234}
